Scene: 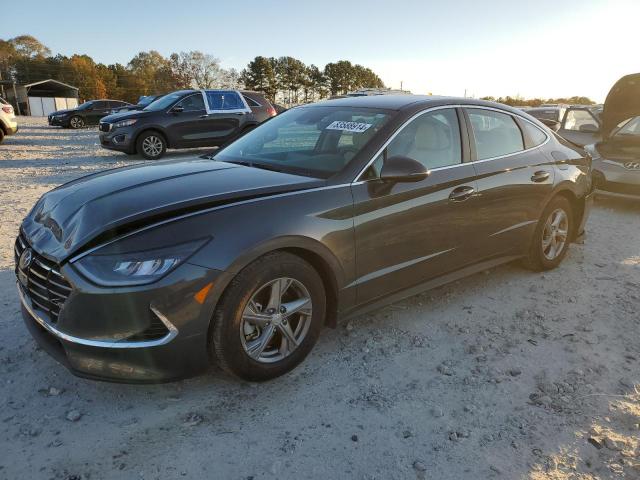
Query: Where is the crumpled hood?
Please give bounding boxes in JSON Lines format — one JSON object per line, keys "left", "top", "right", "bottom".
{"left": 602, "top": 73, "right": 640, "bottom": 138}
{"left": 21, "top": 158, "right": 323, "bottom": 262}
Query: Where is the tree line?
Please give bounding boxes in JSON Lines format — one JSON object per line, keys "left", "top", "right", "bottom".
{"left": 480, "top": 95, "right": 596, "bottom": 107}
{"left": 0, "top": 35, "right": 385, "bottom": 105}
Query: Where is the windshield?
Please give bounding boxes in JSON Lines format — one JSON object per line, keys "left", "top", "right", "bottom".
{"left": 138, "top": 95, "right": 161, "bottom": 107}
{"left": 214, "top": 106, "right": 393, "bottom": 179}
{"left": 144, "top": 92, "right": 188, "bottom": 111}
{"left": 77, "top": 101, "right": 94, "bottom": 110}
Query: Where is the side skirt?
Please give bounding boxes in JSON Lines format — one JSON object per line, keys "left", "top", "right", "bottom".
{"left": 339, "top": 255, "right": 522, "bottom": 321}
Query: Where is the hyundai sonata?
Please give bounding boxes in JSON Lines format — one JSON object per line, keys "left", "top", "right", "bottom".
{"left": 16, "top": 95, "right": 593, "bottom": 382}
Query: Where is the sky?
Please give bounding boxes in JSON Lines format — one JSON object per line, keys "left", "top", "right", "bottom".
{"left": 3, "top": 0, "right": 638, "bottom": 102}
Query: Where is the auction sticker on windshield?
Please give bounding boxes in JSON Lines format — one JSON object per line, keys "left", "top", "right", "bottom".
{"left": 326, "top": 121, "right": 372, "bottom": 133}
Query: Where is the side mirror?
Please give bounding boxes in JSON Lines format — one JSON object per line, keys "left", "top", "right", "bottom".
{"left": 171, "top": 105, "right": 184, "bottom": 113}
{"left": 579, "top": 124, "right": 599, "bottom": 133}
{"left": 380, "top": 155, "right": 430, "bottom": 182}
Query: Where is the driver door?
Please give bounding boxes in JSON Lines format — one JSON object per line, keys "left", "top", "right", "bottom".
{"left": 351, "top": 108, "right": 481, "bottom": 305}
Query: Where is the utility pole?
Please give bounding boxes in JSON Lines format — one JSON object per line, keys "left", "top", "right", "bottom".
{"left": 400, "top": 80, "right": 403, "bottom": 92}
{"left": 0, "top": 70, "right": 4, "bottom": 99}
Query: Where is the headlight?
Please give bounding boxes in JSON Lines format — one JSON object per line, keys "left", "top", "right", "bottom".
{"left": 74, "top": 239, "right": 208, "bottom": 286}
{"left": 114, "top": 118, "right": 138, "bottom": 129}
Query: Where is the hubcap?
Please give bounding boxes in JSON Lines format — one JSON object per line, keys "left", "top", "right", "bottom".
{"left": 71, "top": 117, "right": 83, "bottom": 128}
{"left": 542, "top": 208, "right": 569, "bottom": 260}
{"left": 142, "top": 136, "right": 163, "bottom": 157}
{"left": 240, "top": 277, "right": 312, "bottom": 363}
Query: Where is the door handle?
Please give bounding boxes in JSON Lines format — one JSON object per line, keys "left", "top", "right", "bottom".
{"left": 449, "top": 185, "right": 475, "bottom": 202}
{"left": 531, "top": 171, "right": 551, "bottom": 183}
{"left": 199, "top": 114, "right": 209, "bottom": 118}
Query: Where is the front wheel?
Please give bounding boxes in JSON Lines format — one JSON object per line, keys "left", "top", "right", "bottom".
{"left": 69, "top": 116, "right": 85, "bottom": 129}
{"left": 523, "top": 196, "right": 573, "bottom": 271}
{"left": 211, "top": 252, "right": 326, "bottom": 381}
{"left": 136, "top": 131, "right": 166, "bottom": 160}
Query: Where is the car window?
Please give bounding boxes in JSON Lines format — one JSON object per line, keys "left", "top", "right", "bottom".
{"left": 385, "top": 109, "right": 462, "bottom": 170}
{"left": 520, "top": 121, "right": 548, "bottom": 147}
{"left": 563, "top": 109, "right": 599, "bottom": 132}
{"left": 206, "top": 91, "right": 246, "bottom": 111}
{"left": 468, "top": 109, "right": 524, "bottom": 160}
{"left": 529, "top": 109, "right": 560, "bottom": 122}
{"left": 176, "top": 93, "right": 205, "bottom": 112}
{"left": 214, "top": 106, "right": 392, "bottom": 179}
{"left": 93, "top": 101, "right": 107, "bottom": 110}
{"left": 242, "top": 95, "right": 261, "bottom": 108}
{"left": 615, "top": 116, "right": 640, "bottom": 138}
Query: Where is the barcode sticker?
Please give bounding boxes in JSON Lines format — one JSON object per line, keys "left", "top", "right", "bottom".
{"left": 325, "top": 121, "right": 372, "bottom": 133}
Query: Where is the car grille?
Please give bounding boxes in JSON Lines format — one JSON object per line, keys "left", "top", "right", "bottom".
{"left": 99, "top": 122, "right": 111, "bottom": 133}
{"left": 126, "top": 314, "right": 170, "bottom": 341}
{"left": 15, "top": 232, "right": 72, "bottom": 323}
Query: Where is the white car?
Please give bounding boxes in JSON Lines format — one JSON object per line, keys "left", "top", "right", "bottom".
{"left": 0, "top": 97, "right": 18, "bottom": 143}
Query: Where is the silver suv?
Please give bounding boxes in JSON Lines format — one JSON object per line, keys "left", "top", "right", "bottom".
{"left": 0, "top": 97, "right": 18, "bottom": 143}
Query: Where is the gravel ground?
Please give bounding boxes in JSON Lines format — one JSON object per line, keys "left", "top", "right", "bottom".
{"left": 0, "top": 117, "right": 639, "bottom": 480}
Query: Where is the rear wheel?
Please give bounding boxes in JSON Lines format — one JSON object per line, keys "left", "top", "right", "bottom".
{"left": 137, "top": 131, "right": 166, "bottom": 160}
{"left": 211, "top": 252, "right": 326, "bottom": 381}
{"left": 69, "top": 116, "right": 85, "bottom": 129}
{"left": 0, "top": 129, "right": 4, "bottom": 144}
{"left": 523, "top": 196, "right": 573, "bottom": 271}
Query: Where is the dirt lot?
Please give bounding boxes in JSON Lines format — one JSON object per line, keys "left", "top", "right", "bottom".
{"left": 0, "top": 117, "right": 639, "bottom": 480}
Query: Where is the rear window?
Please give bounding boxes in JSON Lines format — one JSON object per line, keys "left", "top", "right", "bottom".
{"left": 529, "top": 109, "right": 560, "bottom": 121}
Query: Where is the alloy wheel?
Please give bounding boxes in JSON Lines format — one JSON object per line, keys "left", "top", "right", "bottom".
{"left": 240, "top": 277, "right": 313, "bottom": 363}
{"left": 542, "top": 208, "right": 569, "bottom": 261}
{"left": 70, "top": 116, "right": 84, "bottom": 128}
{"left": 142, "top": 135, "right": 163, "bottom": 157}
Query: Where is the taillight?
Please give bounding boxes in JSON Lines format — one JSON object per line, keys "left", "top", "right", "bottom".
{"left": 267, "top": 106, "right": 276, "bottom": 117}
{"left": 2, "top": 106, "right": 13, "bottom": 114}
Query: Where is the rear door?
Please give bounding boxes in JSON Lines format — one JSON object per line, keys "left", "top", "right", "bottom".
{"left": 352, "top": 108, "right": 481, "bottom": 305}
{"left": 558, "top": 107, "right": 601, "bottom": 146}
{"left": 200, "top": 90, "right": 252, "bottom": 145}
{"left": 463, "top": 107, "right": 555, "bottom": 259}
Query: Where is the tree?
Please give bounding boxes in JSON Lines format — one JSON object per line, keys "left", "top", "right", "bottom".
{"left": 241, "top": 56, "right": 277, "bottom": 100}
{"left": 9, "top": 35, "right": 50, "bottom": 58}
{"left": 170, "top": 51, "right": 224, "bottom": 89}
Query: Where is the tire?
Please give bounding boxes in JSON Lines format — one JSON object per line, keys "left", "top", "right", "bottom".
{"left": 523, "top": 196, "right": 573, "bottom": 271}
{"left": 136, "top": 131, "right": 166, "bottom": 160}
{"left": 0, "top": 129, "right": 4, "bottom": 144}
{"left": 211, "top": 251, "right": 326, "bottom": 381}
{"left": 69, "top": 116, "right": 85, "bottom": 129}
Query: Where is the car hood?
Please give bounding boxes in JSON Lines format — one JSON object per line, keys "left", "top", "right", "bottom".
{"left": 50, "top": 108, "right": 76, "bottom": 116}
{"left": 602, "top": 73, "right": 640, "bottom": 138}
{"left": 21, "top": 158, "right": 324, "bottom": 262}
{"left": 100, "top": 109, "right": 150, "bottom": 123}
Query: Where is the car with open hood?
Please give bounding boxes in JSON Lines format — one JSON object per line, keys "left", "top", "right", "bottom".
{"left": 559, "top": 73, "right": 640, "bottom": 199}
{"left": 98, "top": 89, "right": 276, "bottom": 160}
{"left": 15, "top": 95, "right": 593, "bottom": 383}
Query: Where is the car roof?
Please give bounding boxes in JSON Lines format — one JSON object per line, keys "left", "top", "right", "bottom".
{"left": 307, "top": 95, "right": 525, "bottom": 113}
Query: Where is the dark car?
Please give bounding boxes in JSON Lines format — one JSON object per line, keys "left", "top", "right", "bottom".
{"left": 110, "top": 94, "right": 165, "bottom": 115}
{"left": 48, "top": 100, "right": 132, "bottom": 129}
{"left": 16, "top": 95, "right": 593, "bottom": 383}
{"left": 98, "top": 89, "right": 276, "bottom": 159}
{"left": 526, "top": 106, "right": 567, "bottom": 131}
